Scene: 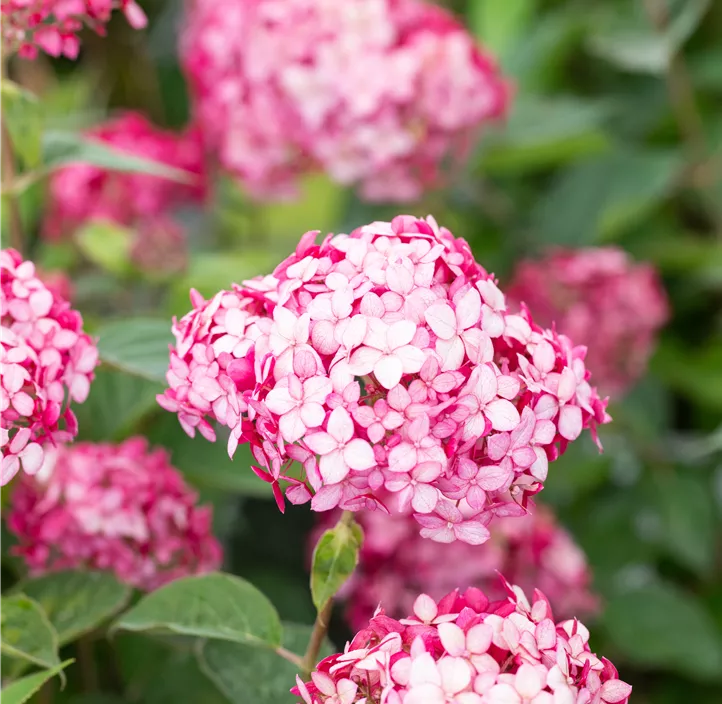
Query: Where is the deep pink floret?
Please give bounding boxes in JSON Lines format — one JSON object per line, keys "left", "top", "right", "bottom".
{"left": 1, "top": 248, "right": 98, "bottom": 485}
{"left": 6, "top": 437, "right": 223, "bottom": 591}
{"left": 1, "top": 0, "right": 147, "bottom": 59}
{"left": 181, "top": 0, "right": 509, "bottom": 201}
{"left": 159, "top": 215, "right": 610, "bottom": 543}
{"left": 293, "top": 579, "right": 631, "bottom": 704}
{"left": 508, "top": 247, "right": 669, "bottom": 397}
{"left": 313, "top": 501, "right": 598, "bottom": 631}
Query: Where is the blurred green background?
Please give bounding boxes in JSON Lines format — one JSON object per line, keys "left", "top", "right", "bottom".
{"left": 3, "top": 1, "right": 722, "bottom": 702}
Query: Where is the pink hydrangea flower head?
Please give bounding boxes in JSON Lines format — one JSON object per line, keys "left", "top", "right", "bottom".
{"left": 508, "top": 247, "right": 669, "bottom": 396}
{"left": 293, "top": 580, "right": 631, "bottom": 704}
{"left": 312, "top": 501, "right": 598, "bottom": 632}
{"left": 1, "top": 249, "right": 98, "bottom": 485}
{"left": 160, "top": 216, "right": 610, "bottom": 542}
{"left": 2, "top": 0, "right": 147, "bottom": 59}
{"left": 43, "top": 112, "right": 207, "bottom": 274}
{"left": 7, "top": 437, "right": 223, "bottom": 590}
{"left": 181, "top": 0, "right": 509, "bottom": 201}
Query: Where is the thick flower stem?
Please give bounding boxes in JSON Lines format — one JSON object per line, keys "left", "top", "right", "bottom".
{"left": 301, "top": 510, "right": 354, "bottom": 676}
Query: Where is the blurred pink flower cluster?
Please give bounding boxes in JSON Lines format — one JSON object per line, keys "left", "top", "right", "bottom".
{"left": 1, "top": 249, "right": 98, "bottom": 486}
{"left": 159, "top": 215, "right": 609, "bottom": 543}
{"left": 293, "top": 580, "right": 631, "bottom": 704}
{"left": 314, "top": 502, "right": 597, "bottom": 631}
{"left": 7, "top": 437, "right": 223, "bottom": 591}
{"left": 44, "top": 112, "right": 207, "bottom": 276}
{"left": 1, "top": 0, "right": 147, "bottom": 59}
{"left": 509, "top": 247, "right": 669, "bottom": 397}
{"left": 181, "top": 0, "right": 508, "bottom": 201}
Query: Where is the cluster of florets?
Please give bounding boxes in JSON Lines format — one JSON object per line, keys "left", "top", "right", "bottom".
{"left": 6, "top": 437, "right": 223, "bottom": 591}
{"left": 508, "top": 247, "right": 668, "bottom": 397}
{"left": 293, "top": 580, "right": 631, "bottom": 704}
{"left": 314, "top": 502, "right": 597, "bottom": 631}
{"left": 181, "top": 0, "right": 508, "bottom": 201}
{"left": 1, "top": 0, "right": 147, "bottom": 59}
{"left": 44, "top": 112, "right": 207, "bottom": 276}
{"left": 159, "top": 216, "right": 610, "bottom": 543}
{"left": 1, "top": 249, "right": 98, "bottom": 486}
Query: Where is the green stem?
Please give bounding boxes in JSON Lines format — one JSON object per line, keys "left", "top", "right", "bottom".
{"left": 2, "top": 116, "right": 25, "bottom": 254}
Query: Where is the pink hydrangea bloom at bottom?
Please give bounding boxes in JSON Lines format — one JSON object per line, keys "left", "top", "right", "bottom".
{"left": 6, "top": 438, "right": 222, "bottom": 591}
{"left": 294, "top": 581, "right": 631, "bottom": 704}
{"left": 314, "top": 502, "right": 597, "bottom": 631}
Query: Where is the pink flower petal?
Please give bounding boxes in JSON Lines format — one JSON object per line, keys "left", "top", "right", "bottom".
{"left": 425, "top": 303, "right": 457, "bottom": 340}
{"left": 485, "top": 399, "right": 521, "bottom": 432}
{"left": 374, "top": 355, "right": 404, "bottom": 390}
{"left": 343, "top": 439, "right": 376, "bottom": 471}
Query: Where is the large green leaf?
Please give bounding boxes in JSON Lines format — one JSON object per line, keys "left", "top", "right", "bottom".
{"left": 74, "top": 368, "right": 164, "bottom": 442}
{"left": 470, "top": 0, "right": 537, "bottom": 64}
{"left": 310, "top": 516, "right": 363, "bottom": 612}
{"left": 20, "top": 571, "right": 132, "bottom": 646}
{"left": 75, "top": 221, "right": 135, "bottom": 277}
{"left": 1, "top": 594, "right": 60, "bottom": 672}
{"left": 96, "top": 318, "right": 172, "bottom": 383}
{"left": 113, "top": 573, "right": 282, "bottom": 648}
{"left": 197, "top": 622, "right": 333, "bottom": 704}
{"left": 531, "top": 148, "right": 680, "bottom": 245}
{"left": 1, "top": 81, "right": 43, "bottom": 169}
{"left": 602, "top": 580, "right": 722, "bottom": 680}
{"left": 0, "top": 660, "right": 74, "bottom": 704}
{"left": 652, "top": 471, "right": 716, "bottom": 575}
{"left": 146, "top": 414, "right": 271, "bottom": 497}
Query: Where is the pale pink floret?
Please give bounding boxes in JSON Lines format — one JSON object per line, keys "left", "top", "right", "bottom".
{"left": 292, "top": 580, "right": 629, "bottom": 704}
{"left": 181, "top": 0, "right": 509, "bottom": 201}
{"left": 7, "top": 438, "right": 222, "bottom": 591}
{"left": 43, "top": 112, "right": 206, "bottom": 276}
{"left": 1, "top": 249, "right": 98, "bottom": 486}
{"left": 2, "top": 1, "right": 147, "bottom": 59}
{"left": 509, "top": 246, "right": 669, "bottom": 397}
{"left": 159, "top": 215, "right": 610, "bottom": 542}
{"left": 311, "top": 502, "right": 598, "bottom": 632}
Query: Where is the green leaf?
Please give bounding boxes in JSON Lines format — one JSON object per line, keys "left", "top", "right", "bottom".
{"left": 146, "top": 414, "right": 271, "bottom": 497}
{"left": 96, "top": 318, "right": 172, "bottom": 383}
{"left": 1, "top": 81, "right": 43, "bottom": 169}
{"left": 652, "top": 471, "right": 716, "bottom": 574}
{"left": 75, "top": 221, "right": 134, "bottom": 277}
{"left": 42, "top": 131, "right": 196, "bottom": 183}
{"left": 112, "top": 573, "right": 283, "bottom": 648}
{"left": 310, "top": 516, "right": 363, "bottom": 612}
{"left": 470, "top": 0, "right": 537, "bottom": 64}
{"left": 532, "top": 149, "right": 679, "bottom": 245}
{"left": 602, "top": 580, "right": 722, "bottom": 680}
{"left": 1, "top": 594, "right": 60, "bottom": 672}
{"left": 479, "top": 95, "right": 610, "bottom": 174}
{"left": 115, "top": 634, "right": 228, "bottom": 704}
{"left": 0, "top": 660, "right": 74, "bottom": 704}
{"left": 20, "top": 571, "right": 132, "bottom": 646}
{"left": 198, "top": 622, "right": 334, "bottom": 704}
{"left": 74, "top": 368, "right": 164, "bottom": 442}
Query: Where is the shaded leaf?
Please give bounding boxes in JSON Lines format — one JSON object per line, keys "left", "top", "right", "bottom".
{"left": 1, "top": 594, "right": 60, "bottom": 672}
{"left": 310, "top": 517, "right": 363, "bottom": 611}
{"left": 20, "top": 571, "right": 132, "bottom": 646}
{"left": 602, "top": 580, "right": 722, "bottom": 679}
{"left": 74, "top": 368, "right": 164, "bottom": 442}
{"left": 197, "top": 622, "right": 333, "bottom": 704}
{"left": 1, "top": 81, "right": 43, "bottom": 169}
{"left": 113, "top": 573, "right": 282, "bottom": 648}
{"left": 0, "top": 660, "right": 74, "bottom": 704}
{"left": 96, "top": 318, "right": 172, "bottom": 383}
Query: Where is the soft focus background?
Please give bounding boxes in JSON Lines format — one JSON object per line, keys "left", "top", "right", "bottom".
{"left": 3, "top": 1, "right": 722, "bottom": 702}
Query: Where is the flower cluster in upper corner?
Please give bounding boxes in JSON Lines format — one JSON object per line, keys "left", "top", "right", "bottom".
{"left": 313, "top": 501, "right": 598, "bottom": 632}
{"left": 44, "top": 112, "right": 207, "bottom": 276}
{"left": 1, "top": 249, "right": 98, "bottom": 486}
{"left": 293, "top": 580, "right": 631, "bottom": 704}
{"left": 508, "top": 247, "right": 669, "bottom": 397}
{"left": 158, "top": 215, "right": 610, "bottom": 544}
{"left": 181, "top": 0, "right": 509, "bottom": 201}
{"left": 1, "top": 0, "right": 147, "bottom": 59}
{"left": 6, "top": 437, "right": 223, "bottom": 591}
